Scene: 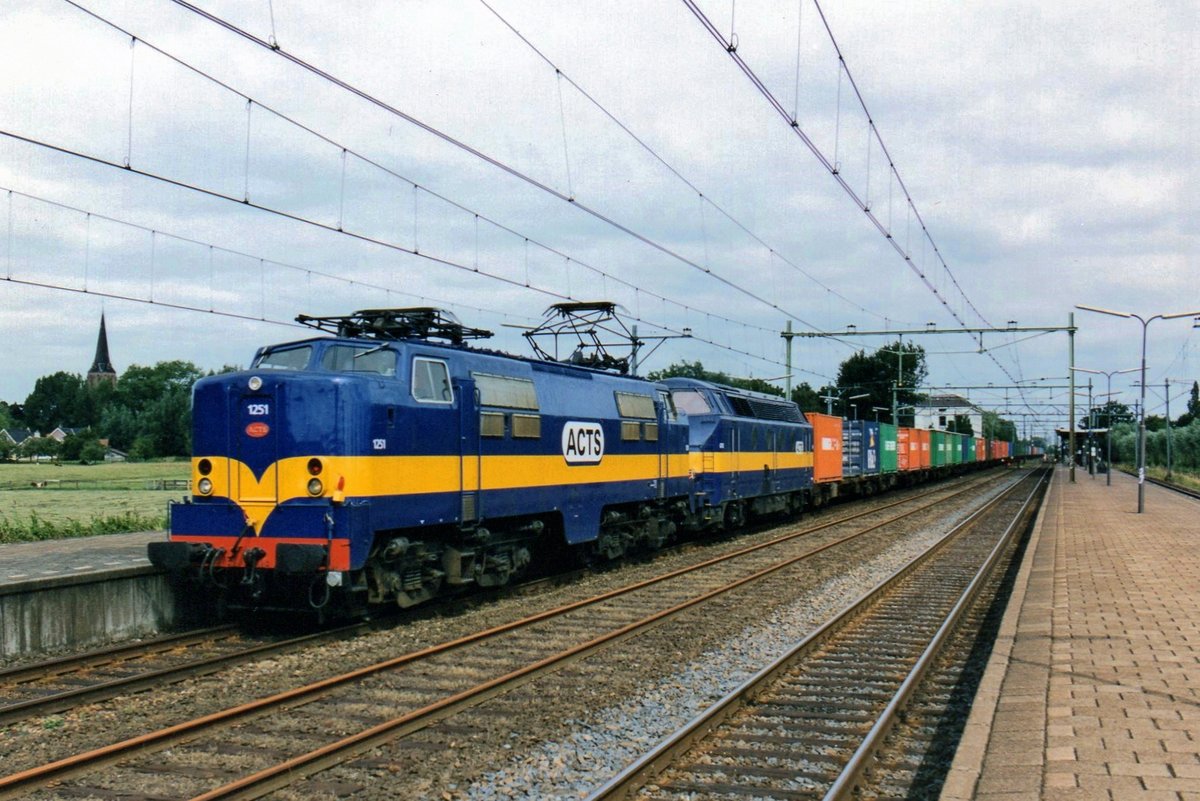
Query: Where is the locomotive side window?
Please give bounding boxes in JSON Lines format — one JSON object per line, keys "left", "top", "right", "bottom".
{"left": 412, "top": 358, "right": 453, "bottom": 404}
{"left": 255, "top": 346, "right": 312, "bottom": 371}
{"left": 480, "top": 412, "right": 505, "bottom": 437}
{"left": 511, "top": 414, "right": 541, "bottom": 439}
{"left": 472, "top": 372, "right": 539, "bottom": 410}
{"left": 670, "top": 389, "right": 711, "bottom": 415}
{"left": 321, "top": 345, "right": 397, "bottom": 375}
{"left": 615, "top": 392, "right": 656, "bottom": 419}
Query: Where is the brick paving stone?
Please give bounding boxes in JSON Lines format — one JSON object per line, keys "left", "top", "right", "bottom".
{"left": 939, "top": 467, "right": 1200, "bottom": 799}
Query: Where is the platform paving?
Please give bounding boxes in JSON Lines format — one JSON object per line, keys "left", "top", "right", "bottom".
{"left": 0, "top": 530, "right": 160, "bottom": 594}
{"left": 941, "top": 465, "right": 1200, "bottom": 801}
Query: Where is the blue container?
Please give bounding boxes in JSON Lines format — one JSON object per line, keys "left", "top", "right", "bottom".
{"left": 842, "top": 419, "right": 864, "bottom": 476}
{"left": 862, "top": 421, "right": 881, "bottom": 475}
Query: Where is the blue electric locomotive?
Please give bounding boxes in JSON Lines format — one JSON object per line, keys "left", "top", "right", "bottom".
{"left": 663, "top": 378, "right": 814, "bottom": 526}
{"left": 150, "top": 308, "right": 695, "bottom": 616}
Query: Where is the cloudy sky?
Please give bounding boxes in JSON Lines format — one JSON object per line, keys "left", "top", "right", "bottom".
{"left": 1, "top": 0, "right": 1196, "bottom": 438}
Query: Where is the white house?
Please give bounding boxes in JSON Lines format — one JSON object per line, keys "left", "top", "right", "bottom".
{"left": 913, "top": 394, "right": 985, "bottom": 435}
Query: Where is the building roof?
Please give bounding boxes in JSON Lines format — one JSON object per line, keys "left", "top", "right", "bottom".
{"left": 916, "top": 394, "right": 983, "bottom": 411}
{"left": 89, "top": 313, "right": 116, "bottom": 376}
{"left": 1, "top": 428, "right": 36, "bottom": 445}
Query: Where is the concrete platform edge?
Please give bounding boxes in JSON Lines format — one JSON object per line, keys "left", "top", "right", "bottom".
{"left": 1, "top": 572, "right": 183, "bottom": 660}
{"left": 938, "top": 466, "right": 1056, "bottom": 800}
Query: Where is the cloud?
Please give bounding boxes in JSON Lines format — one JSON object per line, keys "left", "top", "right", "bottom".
{"left": 0, "top": 0, "right": 1195, "bottom": 438}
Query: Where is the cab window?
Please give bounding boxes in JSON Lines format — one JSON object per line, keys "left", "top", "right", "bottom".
{"left": 412, "top": 358, "right": 453, "bottom": 403}
{"left": 671, "top": 389, "right": 712, "bottom": 415}
{"left": 255, "top": 346, "right": 312, "bottom": 371}
{"left": 321, "top": 345, "right": 397, "bottom": 375}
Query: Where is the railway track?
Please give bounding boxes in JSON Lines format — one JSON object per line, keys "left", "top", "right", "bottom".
{"left": 589, "top": 467, "right": 1048, "bottom": 801}
{"left": 0, "top": 471, "right": 1019, "bottom": 800}
{"left": 0, "top": 624, "right": 374, "bottom": 729}
{"left": 0, "top": 475, "right": 973, "bottom": 732}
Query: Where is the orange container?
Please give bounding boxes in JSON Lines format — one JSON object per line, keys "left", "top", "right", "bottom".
{"left": 809, "top": 412, "right": 844, "bottom": 483}
{"left": 896, "top": 427, "right": 912, "bottom": 471}
{"left": 975, "top": 437, "right": 986, "bottom": 462}
{"left": 916, "top": 428, "right": 931, "bottom": 468}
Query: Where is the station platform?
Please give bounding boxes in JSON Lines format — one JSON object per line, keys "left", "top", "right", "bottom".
{"left": 0, "top": 530, "right": 159, "bottom": 594}
{"left": 0, "top": 530, "right": 181, "bottom": 660}
{"left": 942, "top": 465, "right": 1200, "bottom": 800}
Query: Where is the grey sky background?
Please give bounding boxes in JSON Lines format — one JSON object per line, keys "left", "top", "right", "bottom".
{"left": 1, "top": 0, "right": 1196, "bottom": 438}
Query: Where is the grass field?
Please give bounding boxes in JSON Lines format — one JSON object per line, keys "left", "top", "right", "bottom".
{"left": 0, "top": 461, "right": 188, "bottom": 542}
{"left": 1145, "top": 465, "right": 1200, "bottom": 492}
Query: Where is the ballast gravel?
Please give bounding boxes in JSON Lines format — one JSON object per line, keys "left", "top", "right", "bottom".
{"left": 0, "top": 473, "right": 1013, "bottom": 801}
{"left": 454, "top": 478, "right": 1014, "bottom": 801}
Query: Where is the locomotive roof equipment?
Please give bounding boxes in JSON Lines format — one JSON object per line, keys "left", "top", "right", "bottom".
{"left": 522, "top": 301, "right": 638, "bottom": 373}
{"left": 296, "top": 307, "right": 494, "bottom": 344}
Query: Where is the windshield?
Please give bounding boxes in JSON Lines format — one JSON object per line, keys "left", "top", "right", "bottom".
{"left": 671, "top": 389, "right": 712, "bottom": 415}
{"left": 255, "top": 346, "right": 312, "bottom": 371}
{"left": 321, "top": 345, "right": 397, "bottom": 376}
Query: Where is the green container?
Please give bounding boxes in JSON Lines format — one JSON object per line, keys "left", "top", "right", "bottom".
{"left": 950, "top": 432, "right": 963, "bottom": 464}
{"left": 931, "top": 430, "right": 948, "bottom": 467}
{"left": 966, "top": 436, "right": 978, "bottom": 463}
{"left": 879, "top": 422, "right": 898, "bottom": 473}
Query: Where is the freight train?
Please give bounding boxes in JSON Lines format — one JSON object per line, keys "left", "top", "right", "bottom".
{"left": 148, "top": 306, "right": 1015, "bottom": 619}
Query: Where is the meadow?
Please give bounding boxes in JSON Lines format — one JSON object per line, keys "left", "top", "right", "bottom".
{"left": 0, "top": 461, "right": 188, "bottom": 543}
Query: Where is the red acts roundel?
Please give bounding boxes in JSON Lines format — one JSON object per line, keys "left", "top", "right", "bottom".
{"left": 245, "top": 422, "right": 270, "bottom": 438}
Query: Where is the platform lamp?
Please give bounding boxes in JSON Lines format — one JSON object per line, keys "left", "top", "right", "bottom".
{"left": 1074, "top": 305, "right": 1200, "bottom": 512}
{"left": 1070, "top": 366, "right": 1138, "bottom": 487}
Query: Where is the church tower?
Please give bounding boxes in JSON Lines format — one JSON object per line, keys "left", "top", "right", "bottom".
{"left": 87, "top": 314, "right": 118, "bottom": 388}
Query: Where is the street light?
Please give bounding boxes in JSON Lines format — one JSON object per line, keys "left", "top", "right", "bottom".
{"left": 1074, "top": 305, "right": 1200, "bottom": 511}
{"left": 1071, "top": 366, "right": 1137, "bottom": 486}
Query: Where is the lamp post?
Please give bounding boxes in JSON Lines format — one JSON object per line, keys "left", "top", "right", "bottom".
{"left": 1075, "top": 305, "right": 1200, "bottom": 512}
{"left": 1071, "top": 366, "right": 1138, "bottom": 486}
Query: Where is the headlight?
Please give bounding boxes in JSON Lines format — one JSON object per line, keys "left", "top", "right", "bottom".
{"left": 307, "top": 458, "right": 323, "bottom": 476}
{"left": 198, "top": 458, "right": 212, "bottom": 476}
{"left": 307, "top": 478, "right": 324, "bottom": 496}
{"left": 197, "top": 478, "right": 213, "bottom": 495}
{"left": 248, "top": 376, "right": 263, "bottom": 391}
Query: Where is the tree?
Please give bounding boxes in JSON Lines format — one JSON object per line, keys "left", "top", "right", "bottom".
{"left": 1176, "top": 381, "right": 1200, "bottom": 427}
{"left": 0, "top": 401, "right": 14, "bottom": 430}
{"left": 139, "top": 386, "right": 192, "bottom": 457}
{"left": 1090, "top": 400, "right": 1134, "bottom": 428}
{"left": 18, "top": 436, "right": 59, "bottom": 462}
{"left": 79, "top": 440, "right": 107, "bottom": 464}
{"left": 22, "top": 371, "right": 89, "bottom": 433}
{"left": 834, "top": 341, "right": 928, "bottom": 424}
{"left": 97, "top": 360, "right": 203, "bottom": 458}
{"left": 790, "top": 382, "right": 823, "bottom": 413}
{"left": 114, "top": 361, "right": 204, "bottom": 411}
{"left": 982, "top": 411, "right": 1016, "bottom": 442}
{"left": 948, "top": 414, "right": 974, "bottom": 436}
{"left": 98, "top": 404, "right": 138, "bottom": 452}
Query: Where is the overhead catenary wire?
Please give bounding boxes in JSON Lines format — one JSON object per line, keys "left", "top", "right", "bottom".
{"left": 475, "top": 0, "right": 904, "bottom": 326}
{"left": 0, "top": 170, "right": 806, "bottom": 378}
{"left": 158, "top": 0, "right": 847, "bottom": 340}
{"left": 677, "top": 0, "right": 1035, "bottom": 412}
{"left": 55, "top": 0, "right": 795, "bottom": 349}
{"left": 0, "top": 184, "right": 525, "bottom": 324}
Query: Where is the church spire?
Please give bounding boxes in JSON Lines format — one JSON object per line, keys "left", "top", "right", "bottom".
{"left": 87, "top": 314, "right": 117, "bottom": 387}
